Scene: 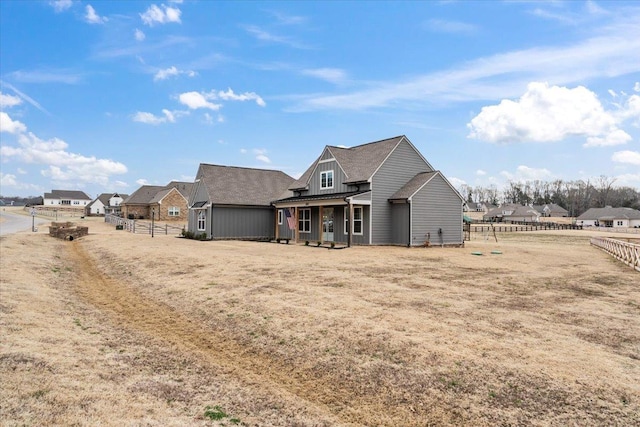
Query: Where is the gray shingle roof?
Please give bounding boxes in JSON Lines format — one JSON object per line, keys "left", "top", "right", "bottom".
{"left": 165, "top": 181, "right": 194, "bottom": 198}
{"left": 290, "top": 135, "right": 420, "bottom": 190}
{"left": 123, "top": 185, "right": 166, "bottom": 204}
{"left": 45, "top": 190, "right": 92, "bottom": 200}
{"left": 389, "top": 171, "right": 438, "bottom": 200}
{"left": 577, "top": 207, "right": 640, "bottom": 220}
{"left": 197, "top": 164, "right": 294, "bottom": 206}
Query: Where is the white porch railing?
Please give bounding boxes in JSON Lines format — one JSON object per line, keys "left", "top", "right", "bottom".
{"left": 590, "top": 237, "right": 640, "bottom": 272}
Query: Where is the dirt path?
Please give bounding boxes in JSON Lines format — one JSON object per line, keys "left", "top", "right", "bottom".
{"left": 66, "top": 240, "right": 407, "bottom": 426}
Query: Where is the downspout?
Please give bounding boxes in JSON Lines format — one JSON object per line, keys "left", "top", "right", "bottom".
{"left": 209, "top": 204, "right": 214, "bottom": 240}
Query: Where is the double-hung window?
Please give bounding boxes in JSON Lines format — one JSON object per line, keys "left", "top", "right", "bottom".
{"left": 320, "top": 170, "right": 334, "bottom": 189}
{"left": 298, "top": 208, "right": 311, "bottom": 233}
{"left": 344, "top": 206, "right": 363, "bottom": 235}
{"left": 168, "top": 207, "right": 180, "bottom": 216}
{"left": 197, "top": 211, "right": 206, "bottom": 231}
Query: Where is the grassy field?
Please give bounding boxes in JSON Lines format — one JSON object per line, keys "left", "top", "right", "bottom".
{"left": 1, "top": 212, "right": 638, "bottom": 426}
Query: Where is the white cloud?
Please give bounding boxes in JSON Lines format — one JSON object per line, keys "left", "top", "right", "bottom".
{"left": 140, "top": 4, "right": 181, "bottom": 26}
{"left": 85, "top": 5, "right": 107, "bottom": 24}
{"left": 136, "top": 178, "right": 150, "bottom": 186}
{"left": 134, "top": 28, "right": 146, "bottom": 41}
{"left": 0, "top": 82, "right": 49, "bottom": 114}
{"left": 0, "top": 131, "right": 127, "bottom": 187}
{"left": 49, "top": 0, "right": 72, "bottom": 13}
{"left": 153, "top": 66, "right": 196, "bottom": 81}
{"left": 9, "top": 70, "right": 82, "bottom": 85}
{"left": 253, "top": 149, "right": 271, "bottom": 164}
{"left": 0, "top": 112, "right": 27, "bottom": 134}
{"left": 0, "top": 92, "right": 22, "bottom": 108}
{"left": 584, "top": 129, "right": 632, "bottom": 147}
{"left": 613, "top": 173, "right": 640, "bottom": 187}
{"left": 302, "top": 68, "right": 348, "bottom": 84}
{"left": 242, "top": 25, "right": 309, "bottom": 49}
{"left": 178, "top": 92, "right": 221, "bottom": 110}
{"left": 467, "top": 82, "right": 631, "bottom": 147}
{"left": 132, "top": 109, "right": 185, "bottom": 124}
{"left": 476, "top": 169, "right": 486, "bottom": 176}
{"left": 154, "top": 66, "right": 179, "bottom": 81}
{"left": 500, "top": 165, "right": 554, "bottom": 182}
{"left": 424, "top": 19, "right": 477, "bottom": 34}
{"left": 635, "top": 82, "right": 640, "bottom": 92}
{"left": 0, "top": 172, "right": 17, "bottom": 187}
{"left": 218, "top": 88, "right": 265, "bottom": 106}
{"left": 448, "top": 177, "right": 467, "bottom": 189}
{"left": 612, "top": 150, "right": 640, "bottom": 166}
{"left": 177, "top": 89, "right": 264, "bottom": 110}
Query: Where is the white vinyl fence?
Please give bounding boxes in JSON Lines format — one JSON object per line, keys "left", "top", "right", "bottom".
{"left": 105, "top": 214, "right": 185, "bottom": 236}
{"left": 590, "top": 237, "right": 640, "bottom": 272}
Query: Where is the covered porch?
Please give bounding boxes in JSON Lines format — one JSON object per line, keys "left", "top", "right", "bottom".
{"left": 273, "top": 191, "right": 371, "bottom": 247}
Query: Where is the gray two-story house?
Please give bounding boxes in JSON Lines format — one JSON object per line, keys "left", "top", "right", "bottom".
{"left": 273, "top": 135, "right": 464, "bottom": 246}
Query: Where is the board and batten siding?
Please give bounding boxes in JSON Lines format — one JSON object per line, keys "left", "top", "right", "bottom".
{"left": 371, "top": 139, "right": 432, "bottom": 244}
{"left": 211, "top": 206, "right": 275, "bottom": 239}
{"left": 410, "top": 174, "right": 463, "bottom": 246}
{"left": 276, "top": 209, "right": 295, "bottom": 240}
{"left": 307, "top": 160, "right": 349, "bottom": 195}
{"left": 390, "top": 203, "right": 410, "bottom": 245}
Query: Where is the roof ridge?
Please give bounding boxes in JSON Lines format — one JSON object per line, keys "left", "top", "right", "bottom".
{"left": 326, "top": 135, "right": 405, "bottom": 150}
{"left": 201, "top": 163, "right": 290, "bottom": 174}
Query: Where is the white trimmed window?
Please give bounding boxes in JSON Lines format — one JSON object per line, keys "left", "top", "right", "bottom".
{"left": 168, "top": 207, "right": 180, "bottom": 216}
{"left": 197, "top": 211, "right": 206, "bottom": 231}
{"left": 278, "top": 209, "right": 283, "bottom": 225}
{"left": 298, "top": 208, "right": 311, "bottom": 233}
{"left": 344, "top": 206, "right": 363, "bottom": 235}
{"left": 320, "top": 170, "right": 334, "bottom": 189}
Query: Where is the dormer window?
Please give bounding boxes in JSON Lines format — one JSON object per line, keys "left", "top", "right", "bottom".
{"left": 320, "top": 170, "right": 334, "bottom": 189}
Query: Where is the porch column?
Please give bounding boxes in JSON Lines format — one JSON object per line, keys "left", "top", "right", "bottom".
{"left": 294, "top": 206, "right": 299, "bottom": 244}
{"left": 319, "top": 205, "right": 324, "bottom": 244}
{"left": 348, "top": 202, "right": 354, "bottom": 248}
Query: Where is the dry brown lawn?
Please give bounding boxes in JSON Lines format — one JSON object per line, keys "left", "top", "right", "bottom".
{"left": 1, "top": 211, "right": 638, "bottom": 426}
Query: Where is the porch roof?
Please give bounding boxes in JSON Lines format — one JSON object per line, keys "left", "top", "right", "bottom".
{"left": 274, "top": 190, "right": 368, "bottom": 206}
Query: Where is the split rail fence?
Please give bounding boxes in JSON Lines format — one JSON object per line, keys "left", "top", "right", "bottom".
{"left": 590, "top": 237, "right": 640, "bottom": 272}
{"left": 471, "top": 223, "right": 582, "bottom": 233}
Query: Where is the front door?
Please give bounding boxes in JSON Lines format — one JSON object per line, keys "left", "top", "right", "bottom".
{"left": 323, "top": 208, "right": 334, "bottom": 242}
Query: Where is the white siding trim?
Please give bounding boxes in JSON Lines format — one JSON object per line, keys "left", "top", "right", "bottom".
{"left": 318, "top": 158, "right": 335, "bottom": 164}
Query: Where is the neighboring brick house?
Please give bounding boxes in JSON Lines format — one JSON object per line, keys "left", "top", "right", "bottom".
{"left": 121, "top": 181, "right": 193, "bottom": 221}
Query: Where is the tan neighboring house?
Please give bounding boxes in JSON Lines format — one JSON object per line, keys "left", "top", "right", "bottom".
{"left": 576, "top": 206, "right": 640, "bottom": 228}
{"left": 121, "top": 181, "right": 193, "bottom": 221}
{"left": 484, "top": 204, "right": 541, "bottom": 222}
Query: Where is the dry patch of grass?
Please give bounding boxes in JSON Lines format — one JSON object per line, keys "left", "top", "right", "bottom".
{"left": 2, "top": 220, "right": 639, "bottom": 426}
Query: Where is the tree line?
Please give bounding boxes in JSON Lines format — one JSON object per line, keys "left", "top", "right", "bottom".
{"left": 458, "top": 176, "right": 640, "bottom": 217}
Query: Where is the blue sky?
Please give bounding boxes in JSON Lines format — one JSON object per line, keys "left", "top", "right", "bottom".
{"left": 1, "top": 0, "right": 639, "bottom": 199}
